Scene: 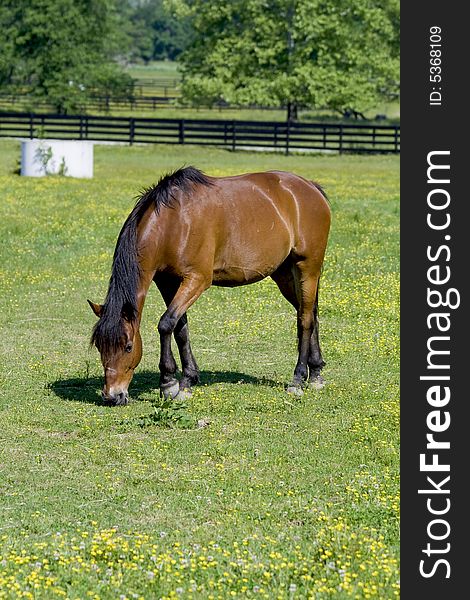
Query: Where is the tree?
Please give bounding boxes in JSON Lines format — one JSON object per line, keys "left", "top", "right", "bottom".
{"left": 167, "top": 0, "right": 399, "bottom": 120}
{"left": 0, "top": 0, "right": 133, "bottom": 113}
{"left": 117, "top": 1, "right": 193, "bottom": 63}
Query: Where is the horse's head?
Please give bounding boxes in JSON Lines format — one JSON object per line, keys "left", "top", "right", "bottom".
{"left": 88, "top": 300, "right": 143, "bottom": 405}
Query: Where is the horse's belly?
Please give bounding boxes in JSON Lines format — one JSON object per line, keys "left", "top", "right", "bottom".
{"left": 212, "top": 265, "right": 272, "bottom": 287}
{"left": 209, "top": 190, "right": 295, "bottom": 286}
{"left": 212, "top": 236, "right": 290, "bottom": 286}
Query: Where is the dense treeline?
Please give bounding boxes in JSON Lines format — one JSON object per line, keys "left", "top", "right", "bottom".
{"left": 119, "top": 0, "right": 192, "bottom": 62}
{"left": 172, "top": 0, "right": 399, "bottom": 120}
{"left": 0, "top": 0, "right": 399, "bottom": 118}
{"left": 0, "top": 1, "right": 189, "bottom": 112}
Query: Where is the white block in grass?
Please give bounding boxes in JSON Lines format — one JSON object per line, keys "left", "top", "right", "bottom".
{"left": 21, "top": 139, "right": 93, "bottom": 178}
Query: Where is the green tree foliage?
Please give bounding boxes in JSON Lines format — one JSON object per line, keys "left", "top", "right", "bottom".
{"left": 118, "top": 1, "right": 193, "bottom": 63}
{"left": 0, "top": 0, "right": 133, "bottom": 113}
{"left": 168, "top": 0, "right": 399, "bottom": 119}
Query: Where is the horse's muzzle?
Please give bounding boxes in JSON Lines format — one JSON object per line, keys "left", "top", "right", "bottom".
{"left": 102, "top": 390, "right": 129, "bottom": 406}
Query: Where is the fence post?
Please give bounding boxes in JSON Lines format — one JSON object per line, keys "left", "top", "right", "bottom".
{"left": 372, "top": 126, "right": 376, "bottom": 149}
{"left": 179, "top": 120, "right": 185, "bottom": 144}
{"left": 339, "top": 124, "right": 343, "bottom": 154}
{"left": 29, "top": 114, "right": 34, "bottom": 139}
{"left": 274, "top": 123, "right": 278, "bottom": 148}
{"left": 79, "top": 115, "right": 84, "bottom": 140}
{"left": 129, "top": 118, "right": 135, "bottom": 145}
{"left": 232, "top": 120, "right": 236, "bottom": 151}
{"left": 285, "top": 121, "right": 290, "bottom": 156}
{"left": 394, "top": 126, "right": 399, "bottom": 153}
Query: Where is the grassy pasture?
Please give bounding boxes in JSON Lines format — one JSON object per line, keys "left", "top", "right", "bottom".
{"left": 126, "top": 61, "right": 181, "bottom": 83}
{"left": 0, "top": 141, "right": 399, "bottom": 599}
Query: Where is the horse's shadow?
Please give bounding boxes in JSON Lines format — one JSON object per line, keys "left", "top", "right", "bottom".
{"left": 49, "top": 370, "right": 282, "bottom": 405}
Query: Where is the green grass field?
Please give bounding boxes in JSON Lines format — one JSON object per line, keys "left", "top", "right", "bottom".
{"left": 126, "top": 61, "right": 181, "bottom": 83}
{"left": 0, "top": 141, "right": 399, "bottom": 599}
{"left": 100, "top": 105, "right": 400, "bottom": 125}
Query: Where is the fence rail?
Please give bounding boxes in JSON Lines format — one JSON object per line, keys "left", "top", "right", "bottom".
{"left": 0, "top": 95, "right": 176, "bottom": 114}
{"left": 0, "top": 112, "right": 400, "bottom": 154}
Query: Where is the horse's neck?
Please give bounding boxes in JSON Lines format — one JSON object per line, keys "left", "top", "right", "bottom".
{"left": 135, "top": 265, "right": 155, "bottom": 323}
{"left": 134, "top": 211, "right": 160, "bottom": 320}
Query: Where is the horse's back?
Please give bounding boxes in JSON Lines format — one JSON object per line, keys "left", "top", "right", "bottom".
{"left": 264, "top": 170, "right": 331, "bottom": 264}
{"left": 145, "top": 170, "right": 330, "bottom": 286}
{"left": 216, "top": 170, "right": 330, "bottom": 247}
{"left": 207, "top": 171, "right": 330, "bottom": 285}
{"left": 213, "top": 170, "right": 329, "bottom": 222}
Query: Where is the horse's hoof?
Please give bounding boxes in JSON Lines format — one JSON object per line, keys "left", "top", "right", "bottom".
{"left": 286, "top": 384, "right": 304, "bottom": 397}
{"left": 309, "top": 375, "right": 326, "bottom": 390}
{"left": 160, "top": 380, "right": 180, "bottom": 400}
{"left": 175, "top": 388, "right": 192, "bottom": 402}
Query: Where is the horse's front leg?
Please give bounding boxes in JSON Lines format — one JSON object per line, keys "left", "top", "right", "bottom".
{"left": 158, "top": 321, "right": 179, "bottom": 400}
{"left": 155, "top": 278, "right": 200, "bottom": 398}
{"left": 157, "top": 273, "right": 209, "bottom": 399}
{"left": 174, "top": 313, "right": 200, "bottom": 397}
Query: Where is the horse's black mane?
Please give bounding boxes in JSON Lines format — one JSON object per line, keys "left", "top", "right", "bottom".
{"left": 91, "top": 166, "right": 212, "bottom": 354}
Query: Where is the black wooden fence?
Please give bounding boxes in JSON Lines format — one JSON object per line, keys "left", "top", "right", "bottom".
{"left": 0, "top": 112, "right": 400, "bottom": 154}
{"left": 0, "top": 94, "right": 176, "bottom": 113}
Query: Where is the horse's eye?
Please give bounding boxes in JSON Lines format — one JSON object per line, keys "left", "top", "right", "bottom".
{"left": 125, "top": 342, "right": 133, "bottom": 353}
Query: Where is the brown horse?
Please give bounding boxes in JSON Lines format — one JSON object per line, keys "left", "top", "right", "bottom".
{"left": 88, "top": 167, "right": 330, "bottom": 405}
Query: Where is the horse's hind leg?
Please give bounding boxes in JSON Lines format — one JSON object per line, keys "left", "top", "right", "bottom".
{"left": 155, "top": 277, "right": 200, "bottom": 398}
{"left": 273, "top": 261, "right": 324, "bottom": 393}
{"left": 291, "top": 263, "right": 322, "bottom": 392}
{"left": 308, "top": 287, "right": 326, "bottom": 389}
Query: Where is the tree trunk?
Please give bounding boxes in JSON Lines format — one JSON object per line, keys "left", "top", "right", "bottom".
{"left": 287, "top": 101, "right": 298, "bottom": 122}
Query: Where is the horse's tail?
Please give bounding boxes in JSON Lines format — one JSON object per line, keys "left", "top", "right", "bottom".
{"left": 311, "top": 181, "right": 330, "bottom": 206}
{"left": 314, "top": 278, "right": 320, "bottom": 319}
{"left": 311, "top": 178, "right": 329, "bottom": 325}
{"left": 313, "top": 278, "right": 326, "bottom": 368}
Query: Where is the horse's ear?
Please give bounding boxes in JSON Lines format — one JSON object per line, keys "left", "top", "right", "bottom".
{"left": 87, "top": 300, "right": 103, "bottom": 318}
